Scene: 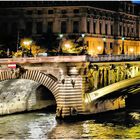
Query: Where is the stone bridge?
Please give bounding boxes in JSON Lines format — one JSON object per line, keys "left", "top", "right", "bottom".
{"left": 0, "top": 55, "right": 140, "bottom": 119}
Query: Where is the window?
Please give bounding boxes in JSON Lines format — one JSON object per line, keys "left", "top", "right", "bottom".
{"left": 27, "top": 10, "right": 33, "bottom": 15}
{"left": 73, "top": 9, "right": 79, "bottom": 14}
{"left": 11, "top": 10, "right": 17, "bottom": 15}
{"left": 0, "top": 10, "right": 5, "bottom": 16}
{"left": 1, "top": 22, "right": 8, "bottom": 34}
{"left": 37, "top": 10, "right": 42, "bottom": 15}
{"left": 36, "top": 22, "right": 42, "bottom": 34}
{"left": 61, "top": 10, "right": 67, "bottom": 14}
{"left": 132, "top": 27, "right": 133, "bottom": 33}
{"left": 87, "top": 21, "right": 90, "bottom": 33}
{"left": 99, "top": 22, "right": 102, "bottom": 34}
{"left": 111, "top": 24, "right": 113, "bottom": 35}
{"left": 61, "top": 21, "right": 67, "bottom": 33}
{"left": 26, "top": 21, "right": 32, "bottom": 34}
{"left": 48, "top": 10, "right": 53, "bottom": 14}
{"left": 47, "top": 22, "right": 53, "bottom": 33}
{"left": 87, "top": 9, "right": 91, "bottom": 14}
{"left": 105, "top": 23, "right": 108, "bottom": 35}
{"left": 93, "top": 22, "right": 96, "bottom": 34}
{"left": 123, "top": 26, "right": 125, "bottom": 36}
{"left": 119, "top": 25, "right": 122, "bottom": 36}
{"left": 127, "top": 27, "right": 129, "bottom": 36}
{"left": 11, "top": 22, "right": 18, "bottom": 34}
{"left": 73, "top": 21, "right": 79, "bottom": 33}
{"left": 110, "top": 42, "right": 113, "bottom": 49}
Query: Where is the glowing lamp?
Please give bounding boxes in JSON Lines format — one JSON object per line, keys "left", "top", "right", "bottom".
{"left": 103, "top": 37, "right": 106, "bottom": 42}
{"left": 23, "top": 40, "right": 32, "bottom": 46}
{"left": 130, "top": 48, "right": 134, "bottom": 53}
{"left": 122, "top": 37, "right": 125, "bottom": 41}
{"left": 64, "top": 43, "right": 71, "bottom": 49}
{"left": 81, "top": 34, "right": 85, "bottom": 38}
{"left": 59, "top": 34, "right": 63, "bottom": 38}
{"left": 97, "top": 46, "right": 102, "bottom": 51}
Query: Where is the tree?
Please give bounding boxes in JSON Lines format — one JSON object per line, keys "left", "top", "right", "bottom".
{"left": 13, "top": 38, "right": 46, "bottom": 57}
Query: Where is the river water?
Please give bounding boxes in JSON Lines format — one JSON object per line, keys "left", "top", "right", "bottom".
{"left": 0, "top": 111, "right": 140, "bottom": 139}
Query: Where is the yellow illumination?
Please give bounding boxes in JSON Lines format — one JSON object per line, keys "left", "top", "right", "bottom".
{"left": 21, "top": 38, "right": 33, "bottom": 48}
{"left": 129, "top": 48, "right": 134, "bottom": 53}
{"left": 97, "top": 46, "right": 102, "bottom": 51}
{"left": 85, "top": 98, "right": 88, "bottom": 103}
{"left": 23, "top": 40, "right": 32, "bottom": 46}
{"left": 89, "top": 50, "right": 95, "bottom": 56}
{"left": 64, "top": 43, "right": 71, "bottom": 49}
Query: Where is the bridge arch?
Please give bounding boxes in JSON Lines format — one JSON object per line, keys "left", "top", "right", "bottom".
{"left": 0, "top": 69, "right": 59, "bottom": 103}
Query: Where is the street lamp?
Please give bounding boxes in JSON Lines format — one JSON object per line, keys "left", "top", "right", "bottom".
{"left": 59, "top": 34, "right": 63, "bottom": 39}
{"left": 129, "top": 48, "right": 134, "bottom": 54}
{"left": 22, "top": 39, "right": 32, "bottom": 57}
{"left": 64, "top": 43, "right": 71, "bottom": 49}
{"left": 121, "top": 37, "right": 125, "bottom": 54}
{"left": 62, "top": 40, "right": 73, "bottom": 54}
{"left": 58, "top": 34, "right": 64, "bottom": 55}
{"left": 81, "top": 33, "right": 87, "bottom": 54}
{"left": 102, "top": 37, "right": 106, "bottom": 55}
{"left": 23, "top": 40, "right": 32, "bottom": 46}
{"left": 97, "top": 46, "right": 102, "bottom": 54}
{"left": 81, "top": 33, "right": 85, "bottom": 38}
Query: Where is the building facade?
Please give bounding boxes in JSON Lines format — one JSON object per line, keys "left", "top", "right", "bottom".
{"left": 0, "top": 1, "right": 139, "bottom": 55}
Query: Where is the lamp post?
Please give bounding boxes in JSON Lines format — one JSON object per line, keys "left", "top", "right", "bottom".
{"left": 81, "top": 33, "right": 85, "bottom": 38}
{"left": 121, "top": 37, "right": 125, "bottom": 54}
{"left": 102, "top": 37, "right": 106, "bottom": 55}
{"left": 58, "top": 34, "right": 64, "bottom": 55}
{"left": 17, "top": 31, "right": 19, "bottom": 52}
{"left": 7, "top": 48, "right": 10, "bottom": 57}
{"left": 81, "top": 33, "right": 87, "bottom": 54}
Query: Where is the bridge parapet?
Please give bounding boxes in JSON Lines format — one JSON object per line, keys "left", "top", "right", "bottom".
{"left": 0, "top": 54, "right": 140, "bottom": 65}
{"left": 88, "top": 54, "right": 140, "bottom": 62}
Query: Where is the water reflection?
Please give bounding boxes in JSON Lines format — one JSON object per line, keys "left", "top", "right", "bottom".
{"left": 0, "top": 111, "right": 140, "bottom": 139}
{"left": 0, "top": 113, "right": 56, "bottom": 139}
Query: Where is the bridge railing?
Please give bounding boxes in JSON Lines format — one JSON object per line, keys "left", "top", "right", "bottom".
{"left": 0, "top": 55, "right": 87, "bottom": 64}
{"left": 0, "top": 55, "right": 140, "bottom": 64}
{"left": 88, "top": 54, "right": 140, "bottom": 62}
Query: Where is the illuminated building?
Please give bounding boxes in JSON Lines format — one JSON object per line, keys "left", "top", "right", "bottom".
{"left": 0, "top": 1, "right": 139, "bottom": 55}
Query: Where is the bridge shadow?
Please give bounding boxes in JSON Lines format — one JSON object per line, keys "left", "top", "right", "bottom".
{"left": 56, "top": 109, "right": 140, "bottom": 128}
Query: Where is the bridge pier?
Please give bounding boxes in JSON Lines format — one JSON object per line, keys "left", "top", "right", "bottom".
{"left": 56, "top": 65, "right": 84, "bottom": 119}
